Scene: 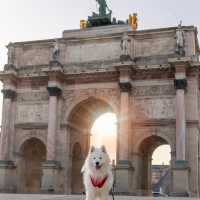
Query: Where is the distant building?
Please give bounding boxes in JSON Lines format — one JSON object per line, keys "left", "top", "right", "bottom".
{"left": 152, "top": 165, "right": 170, "bottom": 195}
{"left": 152, "top": 164, "right": 170, "bottom": 185}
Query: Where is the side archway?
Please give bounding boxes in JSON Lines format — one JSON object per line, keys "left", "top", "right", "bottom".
{"left": 134, "top": 135, "right": 171, "bottom": 195}
{"left": 71, "top": 142, "right": 83, "bottom": 194}
{"left": 17, "top": 137, "right": 46, "bottom": 193}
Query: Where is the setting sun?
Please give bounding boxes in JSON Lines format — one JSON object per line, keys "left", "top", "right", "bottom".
{"left": 91, "top": 113, "right": 117, "bottom": 163}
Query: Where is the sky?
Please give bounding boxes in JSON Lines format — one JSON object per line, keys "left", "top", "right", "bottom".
{"left": 0, "top": 0, "right": 187, "bottom": 164}
{"left": 0, "top": 0, "right": 199, "bottom": 68}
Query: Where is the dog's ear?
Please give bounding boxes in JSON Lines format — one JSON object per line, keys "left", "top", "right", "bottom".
{"left": 90, "top": 146, "right": 95, "bottom": 153}
{"left": 101, "top": 145, "right": 107, "bottom": 153}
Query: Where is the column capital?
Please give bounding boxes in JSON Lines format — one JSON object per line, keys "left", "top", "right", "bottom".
{"left": 174, "top": 79, "right": 187, "bottom": 90}
{"left": 47, "top": 86, "right": 62, "bottom": 97}
{"left": 1, "top": 89, "right": 16, "bottom": 99}
{"left": 119, "top": 82, "right": 132, "bottom": 93}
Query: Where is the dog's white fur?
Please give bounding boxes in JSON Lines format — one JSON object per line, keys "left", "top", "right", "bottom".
{"left": 81, "top": 145, "right": 113, "bottom": 200}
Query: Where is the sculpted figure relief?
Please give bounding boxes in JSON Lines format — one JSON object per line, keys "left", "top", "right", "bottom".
{"left": 52, "top": 39, "right": 60, "bottom": 62}
{"left": 7, "top": 42, "right": 15, "bottom": 65}
{"left": 175, "top": 21, "right": 185, "bottom": 56}
{"left": 120, "top": 32, "right": 131, "bottom": 56}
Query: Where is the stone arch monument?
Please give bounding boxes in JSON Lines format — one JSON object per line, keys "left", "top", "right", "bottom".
{"left": 0, "top": 24, "right": 199, "bottom": 197}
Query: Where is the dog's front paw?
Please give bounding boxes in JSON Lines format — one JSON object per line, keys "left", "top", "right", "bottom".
{"left": 85, "top": 192, "right": 95, "bottom": 200}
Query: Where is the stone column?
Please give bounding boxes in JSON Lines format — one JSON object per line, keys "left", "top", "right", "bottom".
{"left": 174, "top": 78, "right": 187, "bottom": 161}
{"left": 174, "top": 63, "right": 187, "bottom": 162}
{"left": 0, "top": 89, "right": 16, "bottom": 160}
{"left": 169, "top": 58, "right": 190, "bottom": 196}
{"left": 0, "top": 89, "right": 16, "bottom": 192}
{"left": 118, "top": 82, "right": 131, "bottom": 161}
{"left": 42, "top": 86, "right": 62, "bottom": 193}
{"left": 46, "top": 87, "right": 61, "bottom": 161}
{"left": 115, "top": 65, "right": 134, "bottom": 194}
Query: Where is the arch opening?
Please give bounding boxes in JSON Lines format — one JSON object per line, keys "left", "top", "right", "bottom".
{"left": 137, "top": 136, "right": 171, "bottom": 196}
{"left": 151, "top": 145, "right": 171, "bottom": 196}
{"left": 71, "top": 142, "right": 83, "bottom": 193}
{"left": 18, "top": 138, "right": 46, "bottom": 193}
{"left": 68, "top": 98, "right": 117, "bottom": 194}
{"left": 91, "top": 112, "right": 117, "bottom": 163}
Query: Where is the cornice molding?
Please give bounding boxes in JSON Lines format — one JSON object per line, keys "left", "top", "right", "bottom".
{"left": 132, "top": 119, "right": 198, "bottom": 127}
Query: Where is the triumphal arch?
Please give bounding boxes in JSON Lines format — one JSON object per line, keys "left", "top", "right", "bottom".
{"left": 0, "top": 4, "right": 200, "bottom": 197}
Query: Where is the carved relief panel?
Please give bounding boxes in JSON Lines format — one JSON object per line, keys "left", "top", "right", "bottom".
{"left": 132, "top": 84, "right": 175, "bottom": 120}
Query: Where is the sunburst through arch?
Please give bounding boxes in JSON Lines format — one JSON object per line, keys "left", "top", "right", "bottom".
{"left": 90, "top": 112, "right": 117, "bottom": 163}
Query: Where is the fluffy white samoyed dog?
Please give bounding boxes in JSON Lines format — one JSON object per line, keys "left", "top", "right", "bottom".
{"left": 81, "top": 145, "right": 113, "bottom": 200}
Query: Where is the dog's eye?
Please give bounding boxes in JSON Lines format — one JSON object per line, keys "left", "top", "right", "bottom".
{"left": 99, "top": 157, "right": 102, "bottom": 160}
{"left": 93, "top": 157, "right": 96, "bottom": 160}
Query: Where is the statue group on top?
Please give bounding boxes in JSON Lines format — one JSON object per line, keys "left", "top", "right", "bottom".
{"left": 96, "top": 0, "right": 112, "bottom": 17}
{"left": 83, "top": 0, "right": 138, "bottom": 29}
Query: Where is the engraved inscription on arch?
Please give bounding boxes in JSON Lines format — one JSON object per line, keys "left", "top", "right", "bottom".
{"left": 16, "top": 104, "right": 48, "bottom": 123}
{"left": 133, "top": 85, "right": 175, "bottom": 97}
{"left": 133, "top": 98, "right": 175, "bottom": 120}
{"left": 17, "top": 92, "right": 48, "bottom": 102}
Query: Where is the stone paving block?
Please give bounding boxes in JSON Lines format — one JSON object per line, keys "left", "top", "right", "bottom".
{"left": 0, "top": 194, "right": 199, "bottom": 200}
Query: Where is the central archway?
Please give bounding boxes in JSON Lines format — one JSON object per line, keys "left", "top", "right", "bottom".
{"left": 67, "top": 97, "right": 117, "bottom": 194}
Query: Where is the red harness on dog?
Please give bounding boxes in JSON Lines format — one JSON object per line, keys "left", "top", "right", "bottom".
{"left": 90, "top": 175, "right": 108, "bottom": 188}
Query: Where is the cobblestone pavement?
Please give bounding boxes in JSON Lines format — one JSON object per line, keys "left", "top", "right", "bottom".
{"left": 0, "top": 194, "right": 198, "bottom": 200}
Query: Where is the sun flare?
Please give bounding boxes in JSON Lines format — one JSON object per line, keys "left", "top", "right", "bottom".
{"left": 91, "top": 113, "right": 117, "bottom": 163}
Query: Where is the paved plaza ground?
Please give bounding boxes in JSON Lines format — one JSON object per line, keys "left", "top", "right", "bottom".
{"left": 0, "top": 194, "right": 198, "bottom": 200}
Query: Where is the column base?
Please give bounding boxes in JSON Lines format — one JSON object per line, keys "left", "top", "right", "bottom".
{"left": 0, "top": 160, "right": 16, "bottom": 193}
{"left": 120, "top": 55, "right": 132, "bottom": 62}
{"left": 41, "top": 160, "right": 61, "bottom": 194}
{"left": 171, "top": 160, "right": 190, "bottom": 197}
{"left": 49, "top": 60, "right": 63, "bottom": 68}
{"left": 114, "top": 160, "right": 134, "bottom": 194}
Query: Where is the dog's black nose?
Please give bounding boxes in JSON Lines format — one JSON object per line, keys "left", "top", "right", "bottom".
{"left": 96, "top": 162, "right": 100, "bottom": 166}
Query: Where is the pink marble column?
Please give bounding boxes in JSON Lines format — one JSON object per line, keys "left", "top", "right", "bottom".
{"left": 46, "top": 86, "right": 61, "bottom": 161}
{"left": 0, "top": 89, "right": 16, "bottom": 160}
{"left": 175, "top": 88, "right": 186, "bottom": 160}
{"left": 118, "top": 82, "right": 131, "bottom": 161}
{"left": 174, "top": 71, "right": 187, "bottom": 161}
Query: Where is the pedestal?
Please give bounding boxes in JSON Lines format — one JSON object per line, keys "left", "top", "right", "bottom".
{"left": 115, "top": 160, "right": 134, "bottom": 194}
{"left": 41, "top": 160, "right": 61, "bottom": 193}
{"left": 0, "top": 161, "right": 16, "bottom": 192}
{"left": 120, "top": 55, "right": 132, "bottom": 63}
{"left": 171, "top": 160, "right": 189, "bottom": 196}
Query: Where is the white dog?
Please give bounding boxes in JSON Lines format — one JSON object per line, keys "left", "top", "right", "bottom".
{"left": 81, "top": 145, "right": 113, "bottom": 200}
